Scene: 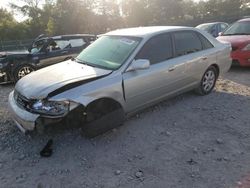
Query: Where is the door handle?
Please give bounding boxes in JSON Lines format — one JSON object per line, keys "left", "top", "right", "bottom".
{"left": 168, "top": 66, "right": 176, "bottom": 72}
{"left": 201, "top": 57, "right": 208, "bottom": 60}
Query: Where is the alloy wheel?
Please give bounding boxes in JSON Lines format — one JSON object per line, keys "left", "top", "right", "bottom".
{"left": 17, "top": 66, "right": 34, "bottom": 79}
{"left": 202, "top": 70, "right": 216, "bottom": 92}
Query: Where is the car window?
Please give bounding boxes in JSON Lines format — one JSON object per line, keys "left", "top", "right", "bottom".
{"left": 210, "top": 25, "right": 218, "bottom": 36}
{"left": 88, "top": 36, "right": 96, "bottom": 43}
{"left": 136, "top": 33, "right": 173, "bottom": 64}
{"left": 69, "top": 39, "right": 86, "bottom": 47}
{"left": 30, "top": 39, "right": 47, "bottom": 54}
{"left": 46, "top": 40, "right": 70, "bottom": 52}
{"left": 173, "top": 31, "right": 202, "bottom": 56}
{"left": 223, "top": 21, "right": 250, "bottom": 35}
{"left": 196, "top": 23, "right": 213, "bottom": 32}
{"left": 197, "top": 33, "right": 214, "bottom": 49}
{"left": 220, "top": 24, "right": 228, "bottom": 31}
{"left": 54, "top": 40, "right": 70, "bottom": 49}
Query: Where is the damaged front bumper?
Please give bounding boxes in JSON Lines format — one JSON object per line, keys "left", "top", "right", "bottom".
{"left": 8, "top": 91, "right": 71, "bottom": 134}
{"left": 8, "top": 91, "right": 39, "bottom": 133}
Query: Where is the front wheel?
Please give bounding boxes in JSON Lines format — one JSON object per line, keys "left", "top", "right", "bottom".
{"left": 14, "top": 65, "right": 35, "bottom": 82}
{"left": 195, "top": 66, "right": 218, "bottom": 95}
{"left": 82, "top": 100, "right": 125, "bottom": 138}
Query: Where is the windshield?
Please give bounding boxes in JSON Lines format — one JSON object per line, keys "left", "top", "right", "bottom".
{"left": 223, "top": 21, "right": 250, "bottom": 35}
{"left": 76, "top": 35, "right": 141, "bottom": 70}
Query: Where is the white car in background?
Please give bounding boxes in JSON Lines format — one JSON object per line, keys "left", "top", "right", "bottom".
{"left": 8, "top": 26, "right": 232, "bottom": 137}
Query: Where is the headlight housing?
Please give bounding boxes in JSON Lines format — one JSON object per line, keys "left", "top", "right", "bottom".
{"left": 242, "top": 44, "right": 250, "bottom": 51}
{"left": 31, "top": 100, "right": 70, "bottom": 116}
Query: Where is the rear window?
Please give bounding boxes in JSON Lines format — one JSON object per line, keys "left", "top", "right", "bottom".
{"left": 69, "top": 39, "right": 86, "bottom": 47}
{"left": 55, "top": 40, "right": 70, "bottom": 49}
{"left": 197, "top": 33, "right": 214, "bottom": 49}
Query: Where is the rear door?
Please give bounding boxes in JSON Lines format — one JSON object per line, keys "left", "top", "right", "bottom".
{"left": 172, "top": 31, "right": 216, "bottom": 84}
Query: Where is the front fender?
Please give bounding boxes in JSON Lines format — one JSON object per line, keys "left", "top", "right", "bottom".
{"left": 49, "top": 74, "right": 126, "bottom": 110}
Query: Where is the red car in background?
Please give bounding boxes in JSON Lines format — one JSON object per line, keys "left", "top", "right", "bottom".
{"left": 217, "top": 18, "right": 250, "bottom": 67}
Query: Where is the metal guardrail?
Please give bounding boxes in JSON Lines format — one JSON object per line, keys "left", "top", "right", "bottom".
{"left": 0, "top": 39, "right": 33, "bottom": 52}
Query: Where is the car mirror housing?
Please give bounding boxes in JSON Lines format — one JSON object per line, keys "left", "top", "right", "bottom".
{"left": 126, "top": 59, "right": 150, "bottom": 72}
{"left": 218, "top": 32, "right": 223, "bottom": 36}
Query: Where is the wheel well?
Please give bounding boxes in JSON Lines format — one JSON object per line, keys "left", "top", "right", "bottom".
{"left": 14, "top": 63, "right": 36, "bottom": 71}
{"left": 85, "top": 98, "right": 124, "bottom": 121}
{"left": 13, "top": 63, "right": 36, "bottom": 82}
{"left": 86, "top": 98, "right": 123, "bottom": 112}
{"left": 210, "top": 64, "right": 220, "bottom": 77}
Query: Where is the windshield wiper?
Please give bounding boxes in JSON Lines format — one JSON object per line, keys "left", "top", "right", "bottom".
{"left": 74, "top": 57, "right": 90, "bottom": 66}
{"left": 73, "top": 57, "right": 112, "bottom": 70}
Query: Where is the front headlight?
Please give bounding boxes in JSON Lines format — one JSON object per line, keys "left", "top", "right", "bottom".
{"left": 31, "top": 100, "right": 70, "bottom": 116}
{"left": 242, "top": 44, "right": 250, "bottom": 51}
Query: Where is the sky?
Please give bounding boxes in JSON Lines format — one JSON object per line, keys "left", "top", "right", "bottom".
{"left": 0, "top": 0, "right": 28, "bottom": 21}
{"left": 0, "top": 0, "right": 202, "bottom": 22}
{"left": 0, "top": 0, "right": 47, "bottom": 21}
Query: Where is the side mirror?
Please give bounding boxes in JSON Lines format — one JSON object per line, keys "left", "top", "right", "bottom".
{"left": 126, "top": 59, "right": 150, "bottom": 72}
{"left": 218, "top": 32, "right": 223, "bottom": 36}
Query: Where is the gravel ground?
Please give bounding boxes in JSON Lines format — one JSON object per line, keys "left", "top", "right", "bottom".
{"left": 0, "top": 67, "right": 249, "bottom": 188}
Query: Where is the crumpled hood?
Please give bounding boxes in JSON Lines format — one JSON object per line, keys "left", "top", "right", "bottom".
{"left": 217, "top": 35, "right": 250, "bottom": 47}
{"left": 15, "top": 60, "right": 112, "bottom": 99}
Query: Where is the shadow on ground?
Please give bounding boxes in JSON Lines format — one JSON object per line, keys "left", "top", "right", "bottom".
{"left": 224, "top": 66, "right": 250, "bottom": 87}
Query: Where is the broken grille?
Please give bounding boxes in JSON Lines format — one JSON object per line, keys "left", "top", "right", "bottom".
{"left": 14, "top": 90, "right": 30, "bottom": 109}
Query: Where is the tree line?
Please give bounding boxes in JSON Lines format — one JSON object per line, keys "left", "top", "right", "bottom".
{"left": 0, "top": 0, "right": 250, "bottom": 40}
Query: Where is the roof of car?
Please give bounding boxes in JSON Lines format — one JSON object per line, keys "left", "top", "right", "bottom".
{"left": 104, "top": 26, "right": 193, "bottom": 37}
{"left": 197, "top": 22, "right": 228, "bottom": 26}
{"left": 238, "top": 18, "right": 250, "bottom": 22}
{"left": 51, "top": 34, "right": 96, "bottom": 39}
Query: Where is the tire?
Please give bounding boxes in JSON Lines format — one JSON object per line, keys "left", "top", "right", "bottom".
{"left": 82, "top": 100, "right": 125, "bottom": 138}
{"left": 195, "top": 66, "right": 218, "bottom": 95}
{"left": 14, "top": 64, "right": 35, "bottom": 82}
{"left": 36, "top": 123, "right": 45, "bottom": 135}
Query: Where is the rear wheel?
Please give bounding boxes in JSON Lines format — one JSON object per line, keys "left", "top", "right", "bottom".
{"left": 14, "top": 64, "right": 35, "bottom": 82}
{"left": 195, "top": 66, "right": 218, "bottom": 95}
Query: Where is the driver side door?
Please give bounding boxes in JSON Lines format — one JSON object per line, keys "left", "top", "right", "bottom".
{"left": 36, "top": 39, "right": 71, "bottom": 68}
{"left": 122, "top": 33, "right": 187, "bottom": 112}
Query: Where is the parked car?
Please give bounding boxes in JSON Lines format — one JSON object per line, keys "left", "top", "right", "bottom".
{"left": 217, "top": 18, "right": 250, "bottom": 67}
{"left": 196, "top": 22, "right": 229, "bottom": 37}
{"left": 8, "top": 26, "right": 231, "bottom": 137}
{"left": 0, "top": 34, "right": 96, "bottom": 83}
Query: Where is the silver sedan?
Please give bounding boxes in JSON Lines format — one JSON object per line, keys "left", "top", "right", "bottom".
{"left": 8, "top": 26, "right": 232, "bottom": 137}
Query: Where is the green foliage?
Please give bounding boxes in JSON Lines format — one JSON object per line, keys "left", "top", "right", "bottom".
{"left": 1, "top": 0, "right": 250, "bottom": 40}
{"left": 0, "top": 8, "right": 28, "bottom": 40}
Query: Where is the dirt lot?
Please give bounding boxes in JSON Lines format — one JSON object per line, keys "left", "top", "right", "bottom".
{"left": 0, "top": 67, "right": 249, "bottom": 188}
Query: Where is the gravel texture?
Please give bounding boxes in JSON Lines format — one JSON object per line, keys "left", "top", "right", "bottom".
{"left": 0, "top": 67, "right": 249, "bottom": 188}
